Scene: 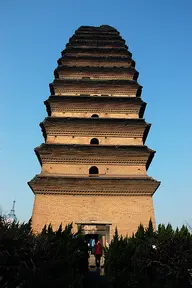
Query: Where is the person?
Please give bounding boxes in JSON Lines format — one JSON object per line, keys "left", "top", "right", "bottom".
{"left": 91, "top": 238, "right": 95, "bottom": 254}
{"left": 88, "top": 242, "right": 91, "bottom": 256}
{"left": 95, "top": 240, "right": 102, "bottom": 268}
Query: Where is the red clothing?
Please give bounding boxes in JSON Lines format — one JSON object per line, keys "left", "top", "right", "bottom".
{"left": 95, "top": 243, "right": 102, "bottom": 255}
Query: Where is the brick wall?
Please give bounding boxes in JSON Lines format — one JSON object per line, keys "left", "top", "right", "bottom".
{"left": 42, "top": 163, "right": 146, "bottom": 176}
{"left": 47, "top": 136, "right": 143, "bottom": 145}
{"left": 52, "top": 112, "right": 139, "bottom": 118}
{"left": 32, "top": 194, "right": 155, "bottom": 239}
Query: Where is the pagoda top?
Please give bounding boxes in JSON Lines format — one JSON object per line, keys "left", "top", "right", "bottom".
{"left": 78, "top": 25, "right": 117, "bottom": 30}
{"left": 75, "top": 26, "right": 120, "bottom": 35}
{"left": 100, "top": 25, "right": 115, "bottom": 29}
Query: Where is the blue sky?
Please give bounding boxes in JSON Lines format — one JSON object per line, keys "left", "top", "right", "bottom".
{"left": 1, "top": 0, "right": 192, "bottom": 228}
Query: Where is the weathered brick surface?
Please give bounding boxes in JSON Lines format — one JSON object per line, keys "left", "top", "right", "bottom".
{"left": 32, "top": 194, "right": 155, "bottom": 238}
{"left": 42, "top": 163, "right": 146, "bottom": 176}
{"left": 52, "top": 111, "right": 138, "bottom": 118}
{"left": 46, "top": 96, "right": 144, "bottom": 117}
{"left": 60, "top": 59, "right": 132, "bottom": 67}
{"left": 58, "top": 71, "right": 134, "bottom": 80}
{"left": 47, "top": 135, "right": 143, "bottom": 145}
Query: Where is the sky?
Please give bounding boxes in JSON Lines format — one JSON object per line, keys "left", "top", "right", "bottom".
{"left": 0, "top": 0, "right": 192, "bottom": 228}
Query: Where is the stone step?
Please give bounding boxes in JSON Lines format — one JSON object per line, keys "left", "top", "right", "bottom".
{"left": 88, "top": 254, "right": 104, "bottom": 268}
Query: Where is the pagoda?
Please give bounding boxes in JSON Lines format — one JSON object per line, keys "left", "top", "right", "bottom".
{"left": 29, "top": 25, "right": 160, "bottom": 242}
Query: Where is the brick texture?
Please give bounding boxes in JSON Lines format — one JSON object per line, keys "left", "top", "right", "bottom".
{"left": 32, "top": 194, "right": 155, "bottom": 239}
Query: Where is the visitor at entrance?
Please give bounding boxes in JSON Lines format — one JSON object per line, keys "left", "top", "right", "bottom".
{"left": 95, "top": 240, "right": 102, "bottom": 268}
{"left": 91, "top": 238, "right": 95, "bottom": 254}
{"left": 88, "top": 242, "right": 91, "bottom": 255}
{"left": 88, "top": 238, "right": 95, "bottom": 254}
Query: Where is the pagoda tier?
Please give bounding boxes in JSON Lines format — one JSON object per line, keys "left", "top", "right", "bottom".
{"left": 62, "top": 47, "right": 131, "bottom": 57}
{"left": 66, "top": 41, "right": 127, "bottom": 49}
{"left": 70, "top": 34, "right": 124, "bottom": 41}
{"left": 45, "top": 96, "right": 146, "bottom": 118}
{"left": 67, "top": 40, "right": 127, "bottom": 48}
{"left": 29, "top": 175, "right": 159, "bottom": 196}
{"left": 76, "top": 25, "right": 119, "bottom": 33}
{"left": 50, "top": 79, "right": 141, "bottom": 97}
{"left": 73, "top": 28, "right": 121, "bottom": 36}
{"left": 54, "top": 66, "right": 138, "bottom": 81}
{"left": 58, "top": 55, "right": 133, "bottom": 67}
{"left": 35, "top": 144, "right": 154, "bottom": 170}
{"left": 40, "top": 117, "right": 150, "bottom": 144}
{"left": 75, "top": 30, "right": 119, "bottom": 35}
{"left": 78, "top": 25, "right": 117, "bottom": 29}
{"left": 68, "top": 34, "right": 126, "bottom": 43}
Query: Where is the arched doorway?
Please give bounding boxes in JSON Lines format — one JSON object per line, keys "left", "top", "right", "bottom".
{"left": 89, "top": 166, "right": 99, "bottom": 176}
{"left": 91, "top": 114, "right": 99, "bottom": 118}
{"left": 90, "top": 138, "right": 99, "bottom": 145}
{"left": 76, "top": 222, "right": 111, "bottom": 251}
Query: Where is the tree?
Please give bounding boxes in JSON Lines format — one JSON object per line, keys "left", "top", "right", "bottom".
{"left": 104, "top": 220, "right": 192, "bottom": 288}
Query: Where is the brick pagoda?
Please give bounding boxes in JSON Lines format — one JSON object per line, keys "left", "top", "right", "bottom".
{"left": 29, "top": 25, "right": 160, "bottom": 242}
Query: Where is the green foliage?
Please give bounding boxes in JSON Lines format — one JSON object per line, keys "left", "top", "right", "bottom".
{"left": 0, "top": 216, "right": 88, "bottom": 288}
{"left": 1, "top": 214, "right": 192, "bottom": 288}
{"left": 104, "top": 220, "right": 192, "bottom": 288}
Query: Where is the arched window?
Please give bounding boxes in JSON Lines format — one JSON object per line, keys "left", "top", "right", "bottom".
{"left": 82, "top": 76, "right": 90, "bottom": 80}
{"left": 90, "top": 138, "right": 99, "bottom": 145}
{"left": 89, "top": 166, "right": 99, "bottom": 175}
{"left": 91, "top": 114, "right": 99, "bottom": 118}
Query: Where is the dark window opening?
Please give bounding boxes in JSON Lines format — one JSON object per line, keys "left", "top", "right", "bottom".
{"left": 82, "top": 77, "right": 90, "bottom": 80}
{"left": 91, "top": 114, "right": 99, "bottom": 118}
{"left": 89, "top": 166, "right": 99, "bottom": 175}
{"left": 90, "top": 138, "right": 99, "bottom": 145}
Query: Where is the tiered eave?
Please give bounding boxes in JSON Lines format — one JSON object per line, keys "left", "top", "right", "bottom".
{"left": 29, "top": 25, "right": 160, "bottom": 201}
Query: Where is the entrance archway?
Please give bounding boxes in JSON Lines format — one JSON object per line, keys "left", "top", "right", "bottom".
{"left": 76, "top": 222, "right": 111, "bottom": 247}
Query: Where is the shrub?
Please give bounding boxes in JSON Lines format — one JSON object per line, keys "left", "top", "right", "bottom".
{"left": 0, "top": 217, "right": 88, "bottom": 288}
{"left": 104, "top": 220, "right": 192, "bottom": 288}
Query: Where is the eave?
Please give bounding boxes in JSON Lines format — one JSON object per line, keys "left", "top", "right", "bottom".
{"left": 66, "top": 43, "right": 128, "bottom": 50}
{"left": 58, "top": 54, "right": 132, "bottom": 63}
{"left": 40, "top": 117, "right": 150, "bottom": 144}
{"left": 77, "top": 25, "right": 118, "bottom": 32}
{"left": 54, "top": 65, "right": 137, "bottom": 74}
{"left": 49, "top": 79, "right": 142, "bottom": 97}
{"left": 71, "top": 34, "right": 123, "bottom": 40}
{"left": 44, "top": 95, "right": 146, "bottom": 117}
{"left": 68, "top": 38, "right": 126, "bottom": 45}
{"left": 62, "top": 47, "right": 131, "bottom": 57}
{"left": 28, "top": 175, "right": 160, "bottom": 196}
{"left": 34, "top": 143, "right": 155, "bottom": 170}
{"left": 75, "top": 30, "right": 119, "bottom": 35}
{"left": 54, "top": 66, "right": 138, "bottom": 81}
